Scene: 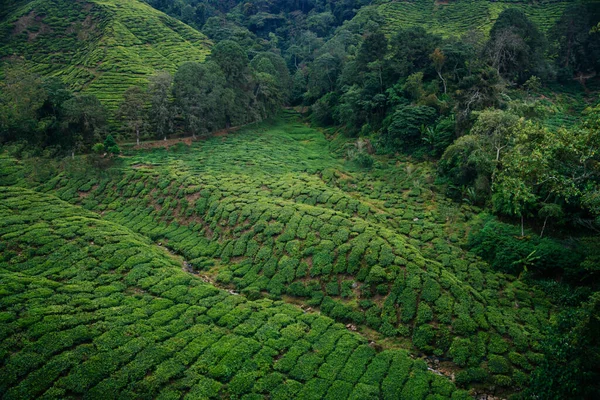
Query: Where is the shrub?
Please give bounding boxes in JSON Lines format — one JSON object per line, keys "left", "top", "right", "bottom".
{"left": 488, "top": 355, "right": 510, "bottom": 374}
{"left": 468, "top": 217, "right": 582, "bottom": 276}
{"left": 354, "top": 152, "right": 374, "bottom": 169}
{"left": 412, "top": 324, "right": 435, "bottom": 352}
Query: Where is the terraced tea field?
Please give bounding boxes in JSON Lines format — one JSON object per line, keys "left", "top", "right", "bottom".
{"left": 371, "top": 0, "right": 570, "bottom": 37}
{"left": 0, "top": 0, "right": 210, "bottom": 109}
{"left": 0, "top": 112, "right": 554, "bottom": 396}
{"left": 0, "top": 187, "right": 473, "bottom": 399}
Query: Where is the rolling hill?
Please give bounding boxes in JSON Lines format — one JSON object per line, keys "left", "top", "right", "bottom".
{"left": 0, "top": 111, "right": 555, "bottom": 396}
{"left": 364, "top": 0, "right": 571, "bottom": 37}
{"left": 0, "top": 0, "right": 211, "bottom": 110}
{"left": 0, "top": 185, "right": 470, "bottom": 400}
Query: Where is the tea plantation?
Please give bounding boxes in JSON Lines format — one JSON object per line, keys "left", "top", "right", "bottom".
{"left": 0, "top": 112, "right": 556, "bottom": 396}
{"left": 0, "top": 0, "right": 211, "bottom": 109}
{"left": 369, "top": 0, "right": 570, "bottom": 37}
{"left": 0, "top": 186, "right": 474, "bottom": 399}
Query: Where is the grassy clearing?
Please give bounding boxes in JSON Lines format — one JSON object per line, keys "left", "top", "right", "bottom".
{"left": 1, "top": 112, "right": 554, "bottom": 393}
{"left": 0, "top": 0, "right": 210, "bottom": 110}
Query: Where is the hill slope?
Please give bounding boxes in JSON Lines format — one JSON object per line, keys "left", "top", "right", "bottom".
{"left": 0, "top": 0, "right": 211, "bottom": 109}
{"left": 365, "top": 0, "right": 570, "bottom": 37}
{"left": 0, "top": 186, "right": 469, "bottom": 399}
{"left": 0, "top": 112, "right": 554, "bottom": 394}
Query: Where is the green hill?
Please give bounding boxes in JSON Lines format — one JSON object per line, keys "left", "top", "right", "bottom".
{"left": 0, "top": 112, "right": 555, "bottom": 394}
{"left": 365, "top": 0, "right": 570, "bottom": 37}
{"left": 0, "top": 0, "right": 211, "bottom": 110}
{"left": 0, "top": 186, "right": 470, "bottom": 399}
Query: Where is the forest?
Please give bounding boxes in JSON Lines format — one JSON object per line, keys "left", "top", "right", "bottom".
{"left": 1, "top": 0, "right": 600, "bottom": 399}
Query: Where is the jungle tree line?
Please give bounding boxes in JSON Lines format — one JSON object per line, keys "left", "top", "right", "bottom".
{"left": 0, "top": 62, "right": 111, "bottom": 158}
{"left": 118, "top": 40, "right": 290, "bottom": 144}
{"left": 0, "top": 40, "right": 289, "bottom": 153}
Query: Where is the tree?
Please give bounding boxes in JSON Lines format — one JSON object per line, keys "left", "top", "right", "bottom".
{"left": 389, "top": 27, "right": 440, "bottom": 80}
{"left": 486, "top": 8, "right": 547, "bottom": 82}
{"left": 148, "top": 71, "right": 174, "bottom": 141}
{"left": 355, "top": 30, "right": 388, "bottom": 92}
{"left": 454, "top": 67, "right": 505, "bottom": 133}
{"left": 251, "top": 55, "right": 287, "bottom": 118}
{"left": 469, "top": 109, "right": 520, "bottom": 166}
{"left": 173, "top": 61, "right": 230, "bottom": 137}
{"left": 430, "top": 48, "right": 447, "bottom": 94}
{"left": 103, "top": 134, "right": 120, "bottom": 156}
{"left": 61, "top": 94, "right": 108, "bottom": 158}
{"left": 550, "top": 4, "right": 600, "bottom": 79}
{"left": 384, "top": 105, "right": 437, "bottom": 151}
{"left": 306, "top": 52, "right": 343, "bottom": 101}
{"left": 439, "top": 109, "right": 520, "bottom": 202}
{"left": 528, "top": 292, "right": 600, "bottom": 399}
{"left": 439, "top": 134, "right": 493, "bottom": 199}
{"left": 118, "top": 86, "right": 147, "bottom": 145}
{"left": 208, "top": 40, "right": 255, "bottom": 127}
{"left": 210, "top": 40, "right": 250, "bottom": 86}
{"left": 488, "top": 120, "right": 599, "bottom": 235}
{"left": 0, "top": 60, "right": 47, "bottom": 143}
{"left": 492, "top": 175, "right": 537, "bottom": 236}
{"left": 403, "top": 72, "right": 425, "bottom": 101}
{"left": 251, "top": 52, "right": 291, "bottom": 115}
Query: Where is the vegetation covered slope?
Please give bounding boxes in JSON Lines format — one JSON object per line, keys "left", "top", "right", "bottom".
{"left": 371, "top": 0, "right": 570, "bottom": 37}
{"left": 0, "top": 0, "right": 211, "bottom": 109}
{"left": 1, "top": 112, "right": 555, "bottom": 394}
{"left": 0, "top": 186, "right": 471, "bottom": 399}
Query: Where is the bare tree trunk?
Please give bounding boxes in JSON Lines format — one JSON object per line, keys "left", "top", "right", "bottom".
{"left": 540, "top": 216, "right": 549, "bottom": 238}
{"left": 72, "top": 150, "right": 75, "bottom": 160}
{"left": 521, "top": 215, "right": 525, "bottom": 237}
{"left": 437, "top": 71, "right": 447, "bottom": 94}
{"left": 136, "top": 126, "right": 140, "bottom": 146}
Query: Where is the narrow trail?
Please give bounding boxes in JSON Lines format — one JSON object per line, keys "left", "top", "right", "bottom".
{"left": 121, "top": 120, "right": 268, "bottom": 150}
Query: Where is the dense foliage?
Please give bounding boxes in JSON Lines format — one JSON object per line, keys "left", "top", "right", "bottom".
{"left": 0, "top": 186, "right": 471, "bottom": 399}
{"left": 2, "top": 0, "right": 600, "bottom": 397}
{"left": 1, "top": 114, "right": 576, "bottom": 397}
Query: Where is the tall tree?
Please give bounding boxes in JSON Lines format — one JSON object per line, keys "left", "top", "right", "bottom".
{"left": 251, "top": 53, "right": 290, "bottom": 118}
{"left": 550, "top": 3, "right": 600, "bottom": 80}
{"left": 209, "top": 40, "right": 254, "bottom": 127}
{"left": 118, "top": 86, "right": 147, "bottom": 146}
{"left": 61, "top": 94, "right": 108, "bottom": 158}
{"left": 148, "top": 71, "right": 174, "bottom": 141}
{"left": 173, "top": 61, "right": 230, "bottom": 138}
{"left": 487, "top": 8, "right": 547, "bottom": 82}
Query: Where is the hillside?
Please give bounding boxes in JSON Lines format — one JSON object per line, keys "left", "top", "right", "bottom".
{"left": 0, "top": 185, "right": 473, "bottom": 399}
{"left": 368, "top": 0, "right": 571, "bottom": 37}
{"left": 0, "top": 0, "right": 211, "bottom": 109}
{"left": 1, "top": 0, "right": 599, "bottom": 397}
{"left": 0, "top": 112, "right": 557, "bottom": 396}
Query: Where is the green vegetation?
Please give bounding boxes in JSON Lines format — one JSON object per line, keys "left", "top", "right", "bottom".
{"left": 375, "top": 0, "right": 571, "bottom": 38}
{"left": 1, "top": 112, "right": 575, "bottom": 396}
{"left": 0, "top": 186, "right": 473, "bottom": 399}
{"left": 0, "top": 0, "right": 211, "bottom": 110}
{"left": 1, "top": 0, "right": 600, "bottom": 397}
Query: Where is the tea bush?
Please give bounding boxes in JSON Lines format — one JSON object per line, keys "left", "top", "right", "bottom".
{"left": 0, "top": 187, "right": 472, "bottom": 399}
{"left": 0, "top": 114, "right": 557, "bottom": 394}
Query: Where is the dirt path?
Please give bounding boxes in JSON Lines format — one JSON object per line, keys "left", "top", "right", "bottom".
{"left": 122, "top": 124, "right": 251, "bottom": 150}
